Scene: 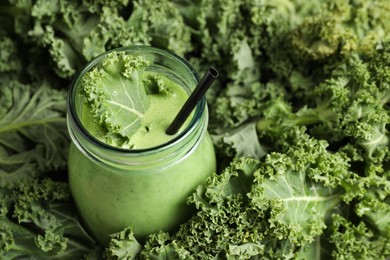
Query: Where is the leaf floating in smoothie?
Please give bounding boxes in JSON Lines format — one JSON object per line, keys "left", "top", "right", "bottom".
{"left": 80, "top": 51, "right": 150, "bottom": 140}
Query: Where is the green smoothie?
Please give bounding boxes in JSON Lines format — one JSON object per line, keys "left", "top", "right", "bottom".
{"left": 78, "top": 51, "right": 192, "bottom": 149}
{"left": 68, "top": 48, "right": 216, "bottom": 245}
{"left": 68, "top": 133, "right": 215, "bottom": 245}
{"left": 81, "top": 72, "right": 192, "bottom": 149}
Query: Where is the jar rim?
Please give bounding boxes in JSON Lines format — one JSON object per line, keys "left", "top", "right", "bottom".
{"left": 67, "top": 45, "right": 204, "bottom": 155}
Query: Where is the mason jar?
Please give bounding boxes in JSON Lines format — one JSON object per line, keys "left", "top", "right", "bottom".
{"left": 67, "top": 45, "right": 216, "bottom": 245}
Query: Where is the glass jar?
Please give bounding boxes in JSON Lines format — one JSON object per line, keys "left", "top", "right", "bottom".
{"left": 67, "top": 46, "right": 216, "bottom": 245}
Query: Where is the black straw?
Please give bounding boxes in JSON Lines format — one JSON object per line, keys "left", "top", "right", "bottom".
{"left": 166, "top": 67, "right": 219, "bottom": 135}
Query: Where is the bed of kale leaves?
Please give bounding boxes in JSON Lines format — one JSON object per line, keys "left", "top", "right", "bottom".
{"left": 0, "top": 0, "right": 389, "bottom": 259}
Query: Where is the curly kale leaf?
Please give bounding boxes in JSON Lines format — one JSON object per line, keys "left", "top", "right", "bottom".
{"left": 0, "top": 35, "right": 21, "bottom": 74}
{"left": 141, "top": 158, "right": 265, "bottom": 259}
{"left": 328, "top": 214, "right": 390, "bottom": 259}
{"left": 106, "top": 227, "right": 142, "bottom": 260}
{"left": 211, "top": 122, "right": 266, "bottom": 161}
{"left": 0, "top": 178, "right": 101, "bottom": 259}
{"left": 249, "top": 132, "right": 347, "bottom": 246}
{"left": 80, "top": 51, "right": 150, "bottom": 145}
{"left": 3, "top": 0, "right": 192, "bottom": 79}
{"left": 254, "top": 43, "right": 389, "bottom": 178}
{"left": 141, "top": 135, "right": 349, "bottom": 258}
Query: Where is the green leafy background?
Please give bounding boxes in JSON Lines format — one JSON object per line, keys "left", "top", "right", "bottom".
{"left": 0, "top": 0, "right": 389, "bottom": 259}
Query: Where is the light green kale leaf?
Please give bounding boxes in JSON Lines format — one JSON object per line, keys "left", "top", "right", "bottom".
{"left": 250, "top": 149, "right": 341, "bottom": 246}
{"left": 106, "top": 227, "right": 142, "bottom": 260}
{"left": 211, "top": 122, "right": 266, "bottom": 160}
{"left": 80, "top": 51, "right": 150, "bottom": 141}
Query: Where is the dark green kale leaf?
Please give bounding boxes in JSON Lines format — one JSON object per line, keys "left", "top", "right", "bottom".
{"left": 0, "top": 178, "right": 102, "bottom": 259}
{"left": 0, "top": 79, "right": 69, "bottom": 185}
